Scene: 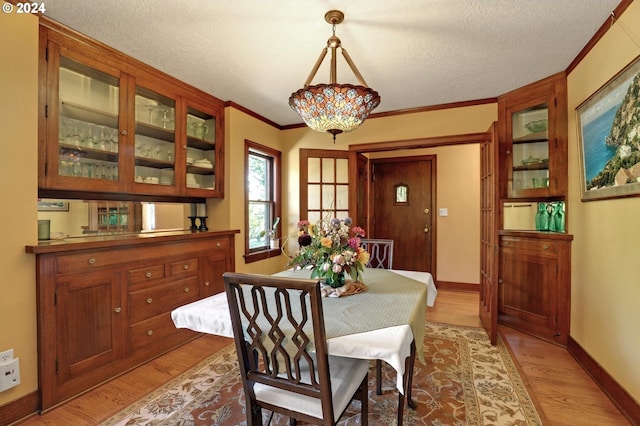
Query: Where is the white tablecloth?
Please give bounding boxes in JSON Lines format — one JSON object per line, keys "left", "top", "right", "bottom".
{"left": 171, "top": 269, "right": 436, "bottom": 393}
{"left": 391, "top": 270, "right": 437, "bottom": 307}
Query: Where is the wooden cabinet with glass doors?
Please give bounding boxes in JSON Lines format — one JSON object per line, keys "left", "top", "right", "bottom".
{"left": 39, "top": 20, "right": 224, "bottom": 199}
{"left": 498, "top": 72, "right": 567, "bottom": 199}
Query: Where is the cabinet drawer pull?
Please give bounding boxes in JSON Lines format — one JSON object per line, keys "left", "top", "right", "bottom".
{"left": 146, "top": 298, "right": 153, "bottom": 304}
{"left": 114, "top": 307, "right": 122, "bottom": 313}
{"left": 184, "top": 287, "right": 190, "bottom": 293}
{"left": 183, "top": 264, "right": 190, "bottom": 270}
{"left": 204, "top": 281, "right": 210, "bottom": 287}
{"left": 88, "top": 258, "right": 96, "bottom": 265}
{"left": 543, "top": 244, "right": 549, "bottom": 250}
{"left": 147, "top": 330, "right": 153, "bottom": 336}
{"left": 498, "top": 279, "right": 503, "bottom": 284}
{"left": 216, "top": 242, "right": 221, "bottom": 247}
{"left": 121, "top": 129, "right": 128, "bottom": 135}
{"left": 145, "top": 272, "right": 152, "bottom": 278}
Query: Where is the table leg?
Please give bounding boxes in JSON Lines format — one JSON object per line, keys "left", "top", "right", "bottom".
{"left": 404, "top": 340, "right": 417, "bottom": 409}
{"left": 396, "top": 339, "right": 418, "bottom": 425}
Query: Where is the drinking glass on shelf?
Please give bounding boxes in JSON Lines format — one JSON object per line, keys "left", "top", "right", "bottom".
{"left": 63, "top": 118, "right": 82, "bottom": 147}
{"left": 83, "top": 123, "right": 96, "bottom": 148}
{"left": 159, "top": 107, "right": 174, "bottom": 129}
{"left": 97, "top": 126, "right": 109, "bottom": 151}
{"left": 142, "top": 105, "right": 156, "bottom": 125}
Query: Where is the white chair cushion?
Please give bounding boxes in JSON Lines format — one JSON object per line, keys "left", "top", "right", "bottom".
{"left": 253, "top": 355, "right": 369, "bottom": 422}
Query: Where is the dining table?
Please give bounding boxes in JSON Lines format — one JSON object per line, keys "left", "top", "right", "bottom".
{"left": 171, "top": 268, "right": 433, "bottom": 424}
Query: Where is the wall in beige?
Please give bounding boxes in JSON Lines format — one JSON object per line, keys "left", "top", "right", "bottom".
{"left": 280, "top": 104, "right": 496, "bottom": 286}
{"left": 0, "top": 6, "right": 39, "bottom": 405}
{"left": 566, "top": 0, "right": 640, "bottom": 401}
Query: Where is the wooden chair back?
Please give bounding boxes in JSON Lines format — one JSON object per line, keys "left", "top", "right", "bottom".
{"left": 223, "top": 272, "right": 336, "bottom": 424}
{"left": 361, "top": 239, "right": 394, "bottom": 269}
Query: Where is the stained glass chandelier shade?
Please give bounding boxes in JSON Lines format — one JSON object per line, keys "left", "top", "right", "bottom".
{"left": 289, "top": 10, "right": 380, "bottom": 142}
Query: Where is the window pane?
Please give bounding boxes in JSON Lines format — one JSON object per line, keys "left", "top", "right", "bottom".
{"left": 248, "top": 201, "right": 269, "bottom": 249}
{"left": 308, "top": 158, "right": 320, "bottom": 182}
{"left": 322, "top": 158, "right": 335, "bottom": 182}
{"left": 336, "top": 158, "right": 348, "bottom": 183}
{"left": 308, "top": 211, "right": 321, "bottom": 224}
{"left": 308, "top": 184, "right": 320, "bottom": 210}
{"left": 249, "top": 154, "right": 268, "bottom": 200}
{"left": 336, "top": 184, "right": 349, "bottom": 209}
{"left": 336, "top": 210, "right": 349, "bottom": 220}
{"left": 322, "top": 184, "right": 335, "bottom": 209}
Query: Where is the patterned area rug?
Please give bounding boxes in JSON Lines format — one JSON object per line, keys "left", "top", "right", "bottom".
{"left": 101, "top": 322, "right": 541, "bottom": 425}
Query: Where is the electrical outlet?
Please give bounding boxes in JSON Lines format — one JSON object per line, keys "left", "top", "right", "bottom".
{"left": 0, "top": 349, "right": 13, "bottom": 364}
{"left": 0, "top": 358, "right": 20, "bottom": 392}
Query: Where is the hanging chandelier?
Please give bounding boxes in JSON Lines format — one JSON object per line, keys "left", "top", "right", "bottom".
{"left": 288, "top": 10, "right": 381, "bottom": 142}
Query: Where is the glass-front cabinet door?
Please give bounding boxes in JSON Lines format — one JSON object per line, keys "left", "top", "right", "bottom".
{"left": 41, "top": 26, "right": 226, "bottom": 199}
{"left": 133, "top": 87, "right": 177, "bottom": 194}
{"left": 184, "top": 98, "right": 223, "bottom": 197}
{"left": 510, "top": 102, "right": 549, "bottom": 193}
{"left": 45, "top": 48, "right": 124, "bottom": 192}
{"left": 500, "top": 73, "right": 567, "bottom": 200}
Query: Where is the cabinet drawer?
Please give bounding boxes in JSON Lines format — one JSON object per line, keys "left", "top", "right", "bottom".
{"left": 129, "top": 313, "right": 184, "bottom": 352}
{"left": 209, "top": 237, "right": 230, "bottom": 250}
{"left": 169, "top": 258, "right": 198, "bottom": 276}
{"left": 128, "top": 264, "right": 165, "bottom": 284}
{"left": 128, "top": 276, "right": 199, "bottom": 323}
{"left": 57, "top": 252, "right": 113, "bottom": 274}
{"left": 501, "top": 237, "right": 557, "bottom": 254}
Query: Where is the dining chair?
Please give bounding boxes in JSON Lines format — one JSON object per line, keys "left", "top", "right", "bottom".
{"left": 360, "top": 238, "right": 395, "bottom": 395}
{"left": 223, "top": 272, "right": 369, "bottom": 426}
{"left": 360, "top": 239, "right": 394, "bottom": 269}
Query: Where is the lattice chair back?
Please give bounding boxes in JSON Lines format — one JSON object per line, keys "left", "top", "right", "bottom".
{"left": 223, "top": 272, "right": 368, "bottom": 425}
{"left": 361, "top": 239, "right": 394, "bottom": 269}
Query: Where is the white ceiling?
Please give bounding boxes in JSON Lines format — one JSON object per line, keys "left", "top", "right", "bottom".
{"left": 42, "top": 0, "right": 621, "bottom": 127}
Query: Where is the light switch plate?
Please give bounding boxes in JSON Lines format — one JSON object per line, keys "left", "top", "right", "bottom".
{"left": 438, "top": 208, "right": 448, "bottom": 217}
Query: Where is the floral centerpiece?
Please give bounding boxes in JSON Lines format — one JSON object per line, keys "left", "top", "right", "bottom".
{"left": 288, "top": 217, "right": 370, "bottom": 288}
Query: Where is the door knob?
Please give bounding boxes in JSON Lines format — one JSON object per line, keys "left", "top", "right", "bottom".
{"left": 424, "top": 227, "right": 429, "bottom": 233}
{"left": 424, "top": 208, "right": 429, "bottom": 214}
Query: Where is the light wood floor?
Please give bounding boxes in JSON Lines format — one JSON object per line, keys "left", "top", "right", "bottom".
{"left": 15, "top": 290, "right": 630, "bottom": 425}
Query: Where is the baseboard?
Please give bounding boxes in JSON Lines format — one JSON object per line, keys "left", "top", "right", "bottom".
{"left": 435, "top": 281, "right": 479, "bottom": 292}
{"left": 567, "top": 335, "right": 640, "bottom": 424}
{"left": 0, "top": 391, "right": 39, "bottom": 426}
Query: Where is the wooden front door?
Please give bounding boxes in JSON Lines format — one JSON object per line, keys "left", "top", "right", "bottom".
{"left": 479, "top": 123, "right": 499, "bottom": 345}
{"left": 371, "top": 156, "right": 435, "bottom": 273}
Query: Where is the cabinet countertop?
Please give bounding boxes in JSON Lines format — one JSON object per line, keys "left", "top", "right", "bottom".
{"left": 25, "top": 229, "right": 240, "bottom": 254}
{"left": 499, "top": 230, "right": 573, "bottom": 241}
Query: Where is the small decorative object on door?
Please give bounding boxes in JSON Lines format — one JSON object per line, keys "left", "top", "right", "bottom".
{"left": 288, "top": 217, "right": 369, "bottom": 290}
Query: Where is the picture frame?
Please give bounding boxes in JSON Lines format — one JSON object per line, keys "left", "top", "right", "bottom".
{"left": 38, "top": 200, "right": 69, "bottom": 211}
{"left": 577, "top": 54, "right": 640, "bottom": 201}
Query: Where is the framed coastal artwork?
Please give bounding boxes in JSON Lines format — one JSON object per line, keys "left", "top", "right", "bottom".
{"left": 577, "top": 54, "right": 640, "bottom": 201}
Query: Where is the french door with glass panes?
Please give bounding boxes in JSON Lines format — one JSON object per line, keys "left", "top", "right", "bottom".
{"left": 299, "top": 149, "right": 349, "bottom": 223}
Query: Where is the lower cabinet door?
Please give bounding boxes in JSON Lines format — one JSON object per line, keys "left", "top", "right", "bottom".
{"left": 202, "top": 251, "right": 232, "bottom": 297}
{"left": 499, "top": 248, "right": 558, "bottom": 334}
{"left": 55, "top": 271, "right": 124, "bottom": 383}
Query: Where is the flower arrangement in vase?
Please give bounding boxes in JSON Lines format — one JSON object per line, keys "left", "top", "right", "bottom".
{"left": 288, "top": 217, "right": 370, "bottom": 288}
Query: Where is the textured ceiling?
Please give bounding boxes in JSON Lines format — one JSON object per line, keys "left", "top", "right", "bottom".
{"left": 42, "top": 0, "right": 622, "bottom": 127}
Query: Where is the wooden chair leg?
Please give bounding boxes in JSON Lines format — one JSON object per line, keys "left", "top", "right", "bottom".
{"left": 375, "top": 359, "right": 382, "bottom": 395}
{"left": 360, "top": 375, "right": 369, "bottom": 426}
